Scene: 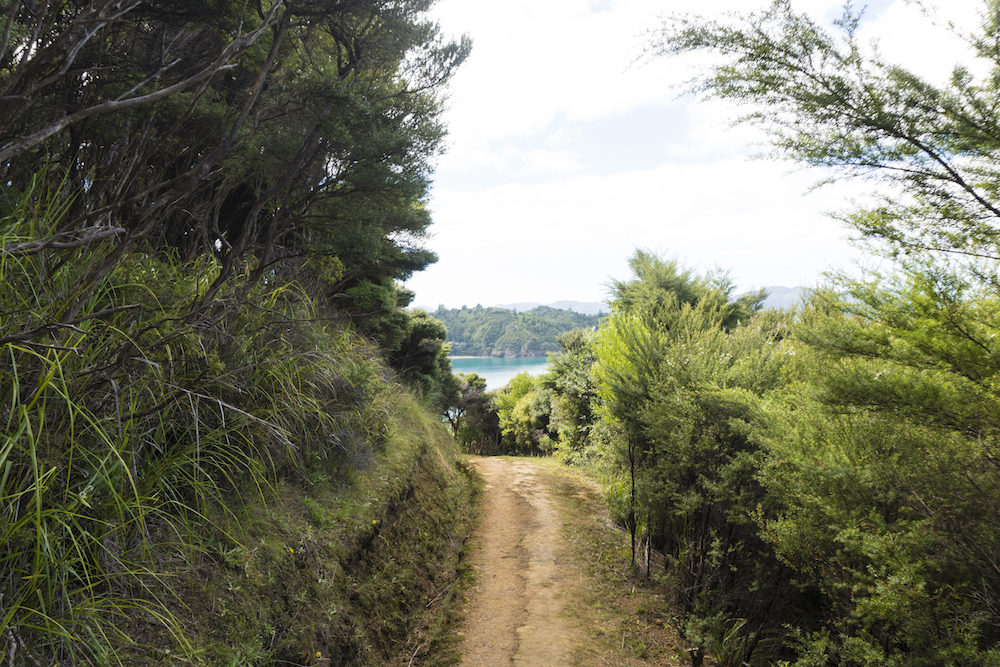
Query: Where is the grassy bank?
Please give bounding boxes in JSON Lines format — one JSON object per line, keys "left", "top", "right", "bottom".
{"left": 0, "top": 196, "right": 478, "bottom": 664}
{"left": 139, "top": 396, "right": 479, "bottom": 666}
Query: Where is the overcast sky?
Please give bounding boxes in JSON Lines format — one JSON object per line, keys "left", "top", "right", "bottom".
{"left": 405, "top": 0, "right": 987, "bottom": 310}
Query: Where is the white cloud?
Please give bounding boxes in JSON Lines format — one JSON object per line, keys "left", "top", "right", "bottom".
{"left": 411, "top": 0, "right": 992, "bottom": 310}
{"left": 856, "top": 1, "right": 990, "bottom": 83}
{"left": 431, "top": 0, "right": 852, "bottom": 143}
{"left": 432, "top": 0, "right": 667, "bottom": 139}
{"left": 410, "top": 158, "right": 867, "bottom": 308}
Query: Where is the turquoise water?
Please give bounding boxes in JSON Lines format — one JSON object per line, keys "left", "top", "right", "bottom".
{"left": 450, "top": 356, "right": 550, "bottom": 390}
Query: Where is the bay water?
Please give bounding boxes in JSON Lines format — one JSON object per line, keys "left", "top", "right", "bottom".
{"left": 449, "top": 356, "right": 550, "bottom": 390}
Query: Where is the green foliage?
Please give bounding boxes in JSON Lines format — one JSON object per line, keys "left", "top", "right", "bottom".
{"left": 444, "top": 372, "right": 497, "bottom": 451}
{"left": 391, "top": 308, "right": 458, "bottom": 406}
{"left": 491, "top": 372, "right": 554, "bottom": 455}
{"left": 587, "top": 252, "right": 771, "bottom": 590}
{"left": 546, "top": 329, "right": 599, "bottom": 458}
{"left": 755, "top": 389, "right": 1000, "bottom": 666}
{"left": 433, "top": 304, "right": 603, "bottom": 357}
{"left": 0, "top": 0, "right": 469, "bottom": 323}
{"left": 550, "top": 250, "right": 830, "bottom": 664}
{"left": 632, "top": 4, "right": 1000, "bottom": 663}
{"left": 337, "top": 276, "right": 457, "bottom": 406}
{"left": 801, "top": 264, "right": 1000, "bottom": 431}
{"left": 609, "top": 250, "right": 766, "bottom": 331}
{"left": 743, "top": 265, "right": 1000, "bottom": 666}
{"left": 342, "top": 278, "right": 415, "bottom": 351}
{"left": 0, "top": 169, "right": 471, "bottom": 663}
{"left": 630, "top": 315, "right": 797, "bottom": 666}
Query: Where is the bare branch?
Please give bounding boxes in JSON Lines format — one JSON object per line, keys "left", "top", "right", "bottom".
{"left": 1, "top": 226, "right": 125, "bottom": 257}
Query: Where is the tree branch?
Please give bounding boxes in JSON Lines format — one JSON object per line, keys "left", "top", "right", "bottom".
{"left": 1, "top": 226, "right": 125, "bottom": 257}
{"left": 0, "top": 1, "right": 284, "bottom": 163}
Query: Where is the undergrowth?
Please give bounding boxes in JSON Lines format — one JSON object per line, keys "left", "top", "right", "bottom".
{"left": 1, "top": 172, "right": 476, "bottom": 665}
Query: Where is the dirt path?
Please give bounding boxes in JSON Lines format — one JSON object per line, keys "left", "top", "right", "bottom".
{"left": 457, "top": 457, "right": 583, "bottom": 666}
{"left": 455, "top": 457, "right": 685, "bottom": 667}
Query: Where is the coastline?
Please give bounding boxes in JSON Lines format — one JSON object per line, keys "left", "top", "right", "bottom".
{"left": 449, "top": 356, "right": 552, "bottom": 389}
{"left": 448, "top": 354, "right": 555, "bottom": 360}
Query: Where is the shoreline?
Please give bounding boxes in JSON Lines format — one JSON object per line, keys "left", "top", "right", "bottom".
{"left": 448, "top": 354, "right": 553, "bottom": 360}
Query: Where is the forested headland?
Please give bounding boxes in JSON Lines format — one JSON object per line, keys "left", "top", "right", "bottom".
{"left": 433, "top": 304, "right": 603, "bottom": 357}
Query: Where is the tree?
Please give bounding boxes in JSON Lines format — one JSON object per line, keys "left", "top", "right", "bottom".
{"left": 594, "top": 268, "right": 798, "bottom": 663}
{"left": 545, "top": 328, "right": 599, "bottom": 456}
{"left": 650, "top": 2, "right": 1000, "bottom": 663}
{"left": 0, "top": 0, "right": 471, "bottom": 317}
{"left": 594, "top": 251, "right": 766, "bottom": 567}
{"left": 609, "top": 250, "right": 765, "bottom": 331}
{"left": 638, "top": 313, "right": 796, "bottom": 666}
{"left": 446, "top": 373, "right": 502, "bottom": 454}
{"left": 493, "top": 372, "right": 554, "bottom": 454}
{"left": 391, "top": 308, "right": 456, "bottom": 403}
{"left": 753, "top": 329, "right": 1000, "bottom": 666}
{"left": 444, "top": 372, "right": 486, "bottom": 436}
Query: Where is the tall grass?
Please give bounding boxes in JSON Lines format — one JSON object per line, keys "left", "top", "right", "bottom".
{"left": 0, "top": 341, "right": 183, "bottom": 664}
{"left": 0, "top": 171, "right": 401, "bottom": 662}
{"left": 0, "top": 172, "right": 182, "bottom": 663}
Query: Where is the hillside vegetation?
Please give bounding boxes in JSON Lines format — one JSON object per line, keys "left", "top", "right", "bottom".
{"left": 433, "top": 305, "right": 603, "bottom": 357}
{"left": 0, "top": 226, "right": 479, "bottom": 664}
{"left": 0, "top": 1, "right": 476, "bottom": 664}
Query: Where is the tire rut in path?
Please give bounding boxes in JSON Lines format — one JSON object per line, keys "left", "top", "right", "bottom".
{"left": 458, "top": 457, "right": 582, "bottom": 667}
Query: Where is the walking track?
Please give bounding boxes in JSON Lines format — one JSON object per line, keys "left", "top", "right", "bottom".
{"left": 455, "top": 457, "right": 685, "bottom": 667}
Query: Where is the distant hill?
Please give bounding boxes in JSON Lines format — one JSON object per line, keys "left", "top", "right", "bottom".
{"left": 760, "top": 286, "right": 808, "bottom": 310}
{"left": 433, "top": 305, "right": 602, "bottom": 358}
{"left": 492, "top": 290, "right": 807, "bottom": 314}
{"left": 494, "top": 300, "right": 607, "bottom": 316}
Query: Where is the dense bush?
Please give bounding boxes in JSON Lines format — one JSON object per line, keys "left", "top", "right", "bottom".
{"left": 532, "top": 250, "right": 1000, "bottom": 665}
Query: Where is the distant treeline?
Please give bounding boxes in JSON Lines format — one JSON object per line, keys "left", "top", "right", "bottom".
{"left": 433, "top": 305, "right": 604, "bottom": 357}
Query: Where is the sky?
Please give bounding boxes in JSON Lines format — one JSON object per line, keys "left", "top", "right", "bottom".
{"left": 405, "top": 0, "right": 988, "bottom": 310}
